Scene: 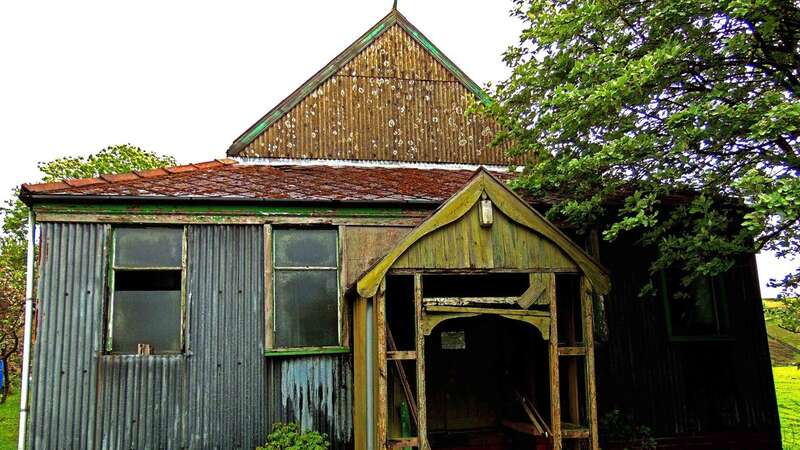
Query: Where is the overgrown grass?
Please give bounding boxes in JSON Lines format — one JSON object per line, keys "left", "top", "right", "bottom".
{"left": 0, "top": 387, "right": 19, "bottom": 450}
{"left": 775, "top": 366, "right": 800, "bottom": 449}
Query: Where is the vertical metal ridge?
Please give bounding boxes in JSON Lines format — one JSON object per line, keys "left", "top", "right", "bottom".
{"left": 29, "top": 223, "right": 106, "bottom": 450}
{"left": 186, "top": 225, "right": 266, "bottom": 449}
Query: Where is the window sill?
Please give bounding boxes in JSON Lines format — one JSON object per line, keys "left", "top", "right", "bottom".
{"left": 264, "top": 346, "right": 350, "bottom": 357}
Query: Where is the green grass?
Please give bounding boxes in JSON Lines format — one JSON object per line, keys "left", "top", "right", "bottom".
{"left": 0, "top": 387, "right": 19, "bottom": 450}
{"left": 775, "top": 366, "right": 800, "bottom": 449}
{"left": 767, "top": 318, "right": 800, "bottom": 352}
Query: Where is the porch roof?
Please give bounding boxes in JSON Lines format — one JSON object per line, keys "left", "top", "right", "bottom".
{"left": 356, "top": 169, "right": 611, "bottom": 296}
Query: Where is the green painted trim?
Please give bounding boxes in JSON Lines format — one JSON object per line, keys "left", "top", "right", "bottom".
{"left": 32, "top": 202, "right": 428, "bottom": 218}
{"left": 264, "top": 346, "right": 351, "bottom": 357}
{"left": 228, "top": 9, "right": 495, "bottom": 155}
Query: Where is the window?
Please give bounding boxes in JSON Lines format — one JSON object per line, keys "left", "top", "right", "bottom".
{"left": 271, "top": 228, "right": 340, "bottom": 349}
{"left": 108, "top": 227, "right": 185, "bottom": 354}
{"left": 661, "top": 270, "right": 730, "bottom": 340}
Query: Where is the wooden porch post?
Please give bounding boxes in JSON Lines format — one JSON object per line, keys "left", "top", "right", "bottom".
{"left": 376, "top": 279, "right": 388, "bottom": 449}
{"left": 414, "top": 273, "right": 430, "bottom": 450}
{"left": 548, "top": 272, "right": 562, "bottom": 449}
{"left": 583, "top": 277, "right": 600, "bottom": 449}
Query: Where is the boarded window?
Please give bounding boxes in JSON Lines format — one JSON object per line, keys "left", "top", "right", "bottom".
{"left": 662, "top": 270, "right": 730, "bottom": 339}
{"left": 110, "top": 227, "right": 184, "bottom": 354}
{"left": 273, "top": 228, "right": 339, "bottom": 348}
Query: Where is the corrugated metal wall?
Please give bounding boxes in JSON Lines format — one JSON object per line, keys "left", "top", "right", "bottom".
{"left": 29, "top": 223, "right": 106, "bottom": 450}
{"left": 595, "top": 237, "right": 781, "bottom": 446}
{"left": 29, "top": 223, "right": 354, "bottom": 450}
{"left": 269, "top": 354, "right": 353, "bottom": 449}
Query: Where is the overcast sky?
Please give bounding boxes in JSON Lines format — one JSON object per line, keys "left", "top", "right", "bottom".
{"left": 0, "top": 0, "right": 793, "bottom": 296}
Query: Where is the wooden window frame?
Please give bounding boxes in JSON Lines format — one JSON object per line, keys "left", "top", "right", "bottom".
{"left": 265, "top": 224, "right": 349, "bottom": 356}
{"left": 104, "top": 225, "right": 188, "bottom": 355}
{"left": 660, "top": 270, "right": 733, "bottom": 342}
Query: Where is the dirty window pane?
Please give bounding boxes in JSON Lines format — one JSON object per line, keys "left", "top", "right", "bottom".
{"left": 663, "top": 270, "right": 729, "bottom": 338}
{"left": 112, "top": 289, "right": 182, "bottom": 353}
{"left": 274, "top": 270, "right": 338, "bottom": 348}
{"left": 274, "top": 229, "right": 337, "bottom": 268}
{"left": 114, "top": 227, "right": 183, "bottom": 268}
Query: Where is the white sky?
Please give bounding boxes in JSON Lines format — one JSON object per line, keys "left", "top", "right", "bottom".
{"left": 0, "top": 0, "right": 793, "bottom": 297}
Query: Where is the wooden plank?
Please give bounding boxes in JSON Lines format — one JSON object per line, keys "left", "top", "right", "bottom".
{"left": 561, "top": 428, "right": 591, "bottom": 439}
{"left": 35, "top": 213, "right": 426, "bottom": 226}
{"left": 388, "top": 267, "right": 579, "bottom": 275}
{"left": 377, "top": 279, "right": 388, "bottom": 450}
{"left": 387, "top": 329, "right": 418, "bottom": 425}
{"left": 583, "top": 276, "right": 600, "bottom": 450}
{"left": 264, "top": 224, "right": 274, "bottom": 349}
{"left": 340, "top": 225, "right": 349, "bottom": 348}
{"left": 414, "top": 274, "right": 430, "bottom": 450}
{"left": 387, "top": 351, "right": 417, "bottom": 360}
{"left": 388, "top": 437, "right": 419, "bottom": 448}
{"left": 423, "top": 305, "right": 550, "bottom": 317}
{"left": 422, "top": 296, "right": 518, "bottom": 307}
{"left": 353, "top": 296, "right": 368, "bottom": 450}
{"left": 548, "top": 272, "right": 562, "bottom": 450}
{"left": 519, "top": 273, "right": 549, "bottom": 309}
{"left": 502, "top": 420, "right": 539, "bottom": 436}
{"left": 557, "top": 347, "right": 587, "bottom": 356}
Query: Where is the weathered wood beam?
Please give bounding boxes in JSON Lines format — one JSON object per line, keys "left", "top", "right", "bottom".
{"left": 548, "top": 272, "right": 562, "bottom": 450}
{"left": 414, "top": 274, "right": 430, "bottom": 450}
{"left": 583, "top": 276, "right": 600, "bottom": 450}
{"left": 376, "top": 279, "right": 388, "bottom": 450}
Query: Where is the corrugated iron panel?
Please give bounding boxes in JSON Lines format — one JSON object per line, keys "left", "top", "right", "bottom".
{"left": 269, "top": 354, "right": 354, "bottom": 450}
{"left": 240, "top": 24, "right": 516, "bottom": 165}
{"left": 185, "top": 224, "right": 267, "bottom": 449}
{"left": 95, "top": 355, "right": 185, "bottom": 450}
{"left": 29, "top": 222, "right": 106, "bottom": 450}
{"left": 29, "top": 223, "right": 359, "bottom": 449}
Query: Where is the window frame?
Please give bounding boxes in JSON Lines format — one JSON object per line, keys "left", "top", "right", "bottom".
{"left": 660, "top": 269, "right": 733, "bottom": 342}
{"left": 266, "top": 225, "right": 348, "bottom": 356}
{"left": 105, "top": 225, "right": 188, "bottom": 355}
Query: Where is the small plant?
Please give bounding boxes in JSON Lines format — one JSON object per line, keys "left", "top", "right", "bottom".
{"left": 600, "top": 409, "right": 657, "bottom": 450}
{"left": 258, "top": 423, "right": 330, "bottom": 450}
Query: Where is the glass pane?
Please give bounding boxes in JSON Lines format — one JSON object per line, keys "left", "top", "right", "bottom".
{"left": 274, "top": 229, "right": 337, "bottom": 268}
{"left": 114, "top": 227, "right": 183, "bottom": 268}
{"left": 112, "top": 290, "right": 181, "bottom": 353}
{"left": 274, "top": 269, "right": 338, "bottom": 347}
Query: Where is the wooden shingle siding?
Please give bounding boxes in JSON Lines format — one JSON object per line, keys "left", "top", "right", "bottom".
{"left": 240, "top": 24, "right": 515, "bottom": 165}
{"left": 393, "top": 204, "right": 577, "bottom": 270}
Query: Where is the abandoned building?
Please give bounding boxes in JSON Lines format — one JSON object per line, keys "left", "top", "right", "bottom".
{"left": 18, "top": 8, "right": 780, "bottom": 450}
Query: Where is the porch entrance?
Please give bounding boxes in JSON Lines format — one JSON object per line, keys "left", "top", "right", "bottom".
{"left": 425, "top": 315, "right": 549, "bottom": 450}
{"left": 353, "top": 170, "right": 610, "bottom": 450}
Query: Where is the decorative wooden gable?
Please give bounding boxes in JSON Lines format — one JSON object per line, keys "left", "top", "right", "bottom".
{"left": 357, "top": 169, "right": 611, "bottom": 298}
{"left": 228, "top": 10, "right": 517, "bottom": 165}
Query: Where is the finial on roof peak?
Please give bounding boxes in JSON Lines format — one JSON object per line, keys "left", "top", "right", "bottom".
{"left": 392, "top": 0, "right": 398, "bottom": 10}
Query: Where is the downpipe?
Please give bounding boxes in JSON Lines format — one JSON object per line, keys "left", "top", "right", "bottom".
{"left": 17, "top": 212, "right": 35, "bottom": 450}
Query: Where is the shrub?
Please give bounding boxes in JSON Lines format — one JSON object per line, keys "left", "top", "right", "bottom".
{"left": 258, "top": 423, "right": 329, "bottom": 450}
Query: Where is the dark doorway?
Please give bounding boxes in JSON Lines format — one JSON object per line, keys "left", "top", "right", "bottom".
{"left": 425, "top": 315, "right": 550, "bottom": 450}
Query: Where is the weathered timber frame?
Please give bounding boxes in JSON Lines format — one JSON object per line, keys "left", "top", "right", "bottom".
{"left": 265, "top": 224, "right": 349, "bottom": 355}
{"left": 104, "top": 225, "right": 188, "bottom": 355}
{"left": 354, "top": 170, "right": 610, "bottom": 450}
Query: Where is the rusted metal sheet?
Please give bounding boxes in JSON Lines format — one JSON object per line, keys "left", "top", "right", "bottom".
{"left": 269, "top": 354, "right": 354, "bottom": 450}
{"left": 238, "top": 24, "right": 516, "bottom": 165}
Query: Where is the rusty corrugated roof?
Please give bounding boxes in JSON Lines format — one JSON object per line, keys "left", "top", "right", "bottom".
{"left": 20, "top": 160, "right": 513, "bottom": 204}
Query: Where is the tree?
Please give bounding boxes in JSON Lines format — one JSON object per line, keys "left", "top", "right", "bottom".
{"left": 0, "top": 144, "right": 176, "bottom": 402}
{"left": 486, "top": 0, "right": 799, "bottom": 297}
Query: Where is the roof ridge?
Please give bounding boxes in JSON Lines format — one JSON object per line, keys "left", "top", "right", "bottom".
{"left": 21, "top": 158, "right": 238, "bottom": 194}
{"left": 226, "top": 9, "right": 491, "bottom": 157}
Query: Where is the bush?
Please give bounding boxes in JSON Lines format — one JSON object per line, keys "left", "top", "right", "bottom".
{"left": 258, "top": 423, "right": 329, "bottom": 450}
